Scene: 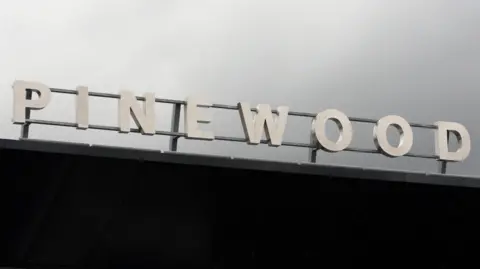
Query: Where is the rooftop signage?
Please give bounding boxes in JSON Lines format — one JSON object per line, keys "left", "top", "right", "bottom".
{"left": 11, "top": 80, "right": 472, "bottom": 169}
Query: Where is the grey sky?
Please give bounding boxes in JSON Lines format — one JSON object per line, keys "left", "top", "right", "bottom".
{"left": 1, "top": 0, "right": 479, "bottom": 176}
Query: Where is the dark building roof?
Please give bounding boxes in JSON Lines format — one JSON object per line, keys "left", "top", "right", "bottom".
{"left": 1, "top": 138, "right": 478, "bottom": 189}
{"left": 1, "top": 138, "right": 480, "bottom": 269}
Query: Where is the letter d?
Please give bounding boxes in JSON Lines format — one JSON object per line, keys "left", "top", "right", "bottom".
{"left": 435, "top": 121, "right": 471, "bottom": 162}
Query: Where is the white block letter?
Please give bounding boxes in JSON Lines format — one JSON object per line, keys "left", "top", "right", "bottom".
{"left": 184, "top": 97, "right": 214, "bottom": 140}
{"left": 312, "top": 109, "right": 353, "bottom": 152}
{"left": 118, "top": 91, "right": 155, "bottom": 135}
{"left": 12, "top": 80, "right": 51, "bottom": 123}
{"left": 238, "top": 102, "right": 289, "bottom": 147}
{"left": 373, "top": 115, "right": 413, "bottom": 157}
{"left": 76, "top": 86, "right": 89, "bottom": 129}
{"left": 435, "top": 121, "right": 471, "bottom": 162}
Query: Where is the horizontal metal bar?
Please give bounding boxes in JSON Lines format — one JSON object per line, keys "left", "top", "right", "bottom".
{"left": 348, "top": 116, "right": 436, "bottom": 128}
{"left": 50, "top": 87, "right": 437, "bottom": 129}
{"left": 213, "top": 135, "right": 245, "bottom": 142}
{"left": 406, "top": 152, "right": 438, "bottom": 159}
{"left": 212, "top": 103, "right": 306, "bottom": 116}
{"left": 26, "top": 119, "right": 185, "bottom": 137}
{"left": 27, "top": 119, "right": 77, "bottom": 128}
{"left": 24, "top": 118, "right": 437, "bottom": 159}
{"left": 289, "top": 111, "right": 317, "bottom": 117}
{"left": 51, "top": 88, "right": 185, "bottom": 104}
{"left": 89, "top": 91, "right": 120, "bottom": 99}
{"left": 349, "top": 117, "right": 377, "bottom": 124}
{"left": 343, "top": 146, "right": 436, "bottom": 159}
{"left": 51, "top": 88, "right": 76, "bottom": 94}
{"left": 214, "top": 136, "right": 312, "bottom": 148}
{"left": 410, "top": 123, "right": 437, "bottom": 129}
{"left": 211, "top": 103, "right": 237, "bottom": 110}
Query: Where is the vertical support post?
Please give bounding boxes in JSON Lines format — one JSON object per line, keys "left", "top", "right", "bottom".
{"left": 309, "top": 133, "right": 318, "bottom": 163}
{"left": 438, "top": 131, "right": 450, "bottom": 174}
{"left": 169, "top": 103, "right": 182, "bottom": 151}
{"left": 20, "top": 89, "right": 33, "bottom": 139}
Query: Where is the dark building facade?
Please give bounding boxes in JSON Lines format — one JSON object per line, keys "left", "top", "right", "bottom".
{"left": 1, "top": 138, "right": 480, "bottom": 269}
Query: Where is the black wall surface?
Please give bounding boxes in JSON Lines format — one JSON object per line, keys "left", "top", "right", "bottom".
{"left": 1, "top": 142, "right": 480, "bottom": 268}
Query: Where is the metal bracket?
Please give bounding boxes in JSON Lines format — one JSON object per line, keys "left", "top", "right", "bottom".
{"left": 438, "top": 131, "right": 450, "bottom": 174}
{"left": 309, "top": 132, "right": 318, "bottom": 163}
{"left": 169, "top": 103, "right": 182, "bottom": 151}
{"left": 20, "top": 89, "right": 33, "bottom": 139}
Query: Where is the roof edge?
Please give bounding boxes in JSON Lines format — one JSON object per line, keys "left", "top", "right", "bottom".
{"left": 1, "top": 138, "right": 479, "bottom": 188}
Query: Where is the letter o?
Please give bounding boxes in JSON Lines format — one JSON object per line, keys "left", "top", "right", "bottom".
{"left": 373, "top": 115, "right": 413, "bottom": 157}
{"left": 312, "top": 109, "right": 353, "bottom": 152}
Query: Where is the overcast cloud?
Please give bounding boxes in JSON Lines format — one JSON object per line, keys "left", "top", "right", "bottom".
{"left": 0, "top": 0, "right": 479, "bottom": 176}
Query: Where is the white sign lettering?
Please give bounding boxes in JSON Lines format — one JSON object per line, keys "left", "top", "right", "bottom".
{"left": 118, "top": 91, "right": 155, "bottom": 135}
{"left": 238, "top": 102, "right": 289, "bottom": 147}
{"left": 12, "top": 80, "right": 51, "bottom": 123}
{"left": 373, "top": 115, "right": 414, "bottom": 157}
{"left": 185, "top": 97, "right": 214, "bottom": 140}
{"left": 10, "top": 80, "right": 472, "bottom": 162}
{"left": 312, "top": 109, "right": 353, "bottom": 152}
{"left": 76, "top": 86, "right": 89, "bottom": 130}
{"left": 434, "top": 121, "right": 471, "bottom": 162}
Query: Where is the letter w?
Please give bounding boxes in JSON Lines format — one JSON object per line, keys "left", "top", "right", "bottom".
{"left": 238, "top": 102, "right": 289, "bottom": 147}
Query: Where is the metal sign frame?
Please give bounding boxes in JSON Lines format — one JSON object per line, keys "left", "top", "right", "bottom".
{"left": 16, "top": 86, "right": 454, "bottom": 174}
